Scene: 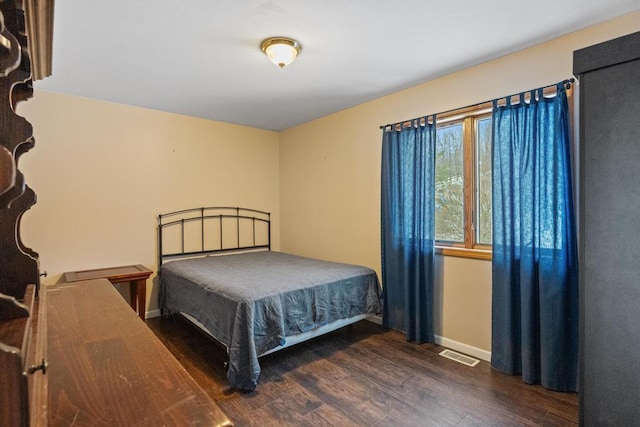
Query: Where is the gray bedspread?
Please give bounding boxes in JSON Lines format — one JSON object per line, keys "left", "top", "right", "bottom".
{"left": 158, "top": 251, "right": 381, "bottom": 390}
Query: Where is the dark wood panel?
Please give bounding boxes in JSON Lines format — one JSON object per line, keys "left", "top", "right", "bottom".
{"left": 574, "top": 31, "right": 640, "bottom": 75}
{"left": 0, "top": 185, "right": 39, "bottom": 299}
{"left": 29, "top": 282, "right": 47, "bottom": 426}
{"left": 47, "top": 279, "right": 232, "bottom": 426}
{"left": 0, "top": 1, "right": 51, "bottom": 425}
{"left": 575, "top": 31, "right": 640, "bottom": 426}
{"left": 0, "top": 0, "right": 39, "bottom": 301}
{"left": 148, "top": 316, "right": 578, "bottom": 426}
{"left": 0, "top": 285, "right": 35, "bottom": 427}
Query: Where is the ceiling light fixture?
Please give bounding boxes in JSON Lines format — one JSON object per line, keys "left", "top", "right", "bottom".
{"left": 260, "top": 37, "right": 302, "bottom": 68}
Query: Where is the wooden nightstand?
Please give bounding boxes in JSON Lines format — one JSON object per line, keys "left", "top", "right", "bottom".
{"left": 63, "top": 265, "right": 152, "bottom": 320}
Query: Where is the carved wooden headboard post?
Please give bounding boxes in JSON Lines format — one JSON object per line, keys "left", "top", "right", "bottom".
{"left": 0, "top": 0, "right": 39, "bottom": 299}
{"left": 0, "top": 1, "right": 53, "bottom": 425}
{"left": 0, "top": 0, "right": 52, "bottom": 299}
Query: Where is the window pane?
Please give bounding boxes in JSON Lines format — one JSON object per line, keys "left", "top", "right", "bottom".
{"left": 435, "top": 123, "right": 464, "bottom": 242}
{"left": 476, "top": 117, "right": 492, "bottom": 245}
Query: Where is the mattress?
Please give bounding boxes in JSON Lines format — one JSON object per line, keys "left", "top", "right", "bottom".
{"left": 158, "top": 251, "right": 382, "bottom": 390}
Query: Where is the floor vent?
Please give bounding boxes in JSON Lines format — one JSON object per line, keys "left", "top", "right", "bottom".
{"left": 439, "top": 349, "right": 480, "bottom": 367}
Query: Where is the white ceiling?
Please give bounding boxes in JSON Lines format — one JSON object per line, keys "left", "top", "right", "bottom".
{"left": 34, "top": 0, "right": 640, "bottom": 131}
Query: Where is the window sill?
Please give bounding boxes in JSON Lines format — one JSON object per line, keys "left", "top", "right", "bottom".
{"left": 435, "top": 246, "right": 492, "bottom": 260}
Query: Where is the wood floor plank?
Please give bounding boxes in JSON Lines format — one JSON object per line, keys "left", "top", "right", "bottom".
{"left": 274, "top": 362, "right": 388, "bottom": 426}
{"left": 305, "top": 404, "right": 359, "bottom": 426}
{"left": 314, "top": 344, "right": 466, "bottom": 425}
{"left": 147, "top": 316, "right": 578, "bottom": 426}
{"left": 314, "top": 341, "right": 414, "bottom": 388}
{"left": 355, "top": 332, "right": 564, "bottom": 425}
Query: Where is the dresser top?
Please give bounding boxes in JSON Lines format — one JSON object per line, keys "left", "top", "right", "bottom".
{"left": 46, "top": 279, "right": 232, "bottom": 426}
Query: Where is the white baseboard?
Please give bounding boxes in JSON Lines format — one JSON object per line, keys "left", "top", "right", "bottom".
{"left": 434, "top": 335, "right": 491, "bottom": 362}
{"left": 365, "top": 315, "right": 491, "bottom": 362}
{"left": 366, "top": 314, "right": 383, "bottom": 325}
{"left": 145, "top": 309, "right": 161, "bottom": 319}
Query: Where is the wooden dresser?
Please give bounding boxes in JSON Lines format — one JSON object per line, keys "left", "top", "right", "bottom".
{"left": 0, "top": 284, "right": 47, "bottom": 426}
{"left": 46, "top": 279, "right": 232, "bottom": 426}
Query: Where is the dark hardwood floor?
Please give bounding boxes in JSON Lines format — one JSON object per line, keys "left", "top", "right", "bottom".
{"left": 146, "top": 316, "right": 578, "bottom": 426}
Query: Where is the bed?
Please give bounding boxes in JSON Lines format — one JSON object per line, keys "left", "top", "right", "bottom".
{"left": 157, "top": 207, "right": 382, "bottom": 390}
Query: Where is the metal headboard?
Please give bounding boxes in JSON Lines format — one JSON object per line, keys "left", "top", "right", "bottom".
{"left": 158, "top": 207, "right": 271, "bottom": 266}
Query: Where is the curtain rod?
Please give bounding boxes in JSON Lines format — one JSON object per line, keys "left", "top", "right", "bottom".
{"left": 379, "top": 78, "right": 575, "bottom": 130}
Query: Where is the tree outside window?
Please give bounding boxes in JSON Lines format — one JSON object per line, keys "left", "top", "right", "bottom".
{"left": 435, "top": 111, "right": 492, "bottom": 257}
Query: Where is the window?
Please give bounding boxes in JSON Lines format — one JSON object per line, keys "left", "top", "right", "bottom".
{"left": 435, "top": 106, "right": 492, "bottom": 259}
{"left": 387, "top": 85, "right": 569, "bottom": 260}
{"left": 435, "top": 122, "right": 464, "bottom": 242}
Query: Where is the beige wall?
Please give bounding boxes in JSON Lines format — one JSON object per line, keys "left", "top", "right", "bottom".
{"left": 279, "top": 12, "right": 640, "bottom": 355}
{"left": 18, "top": 91, "right": 280, "bottom": 313}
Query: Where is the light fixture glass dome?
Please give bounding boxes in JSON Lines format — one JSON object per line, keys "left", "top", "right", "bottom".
{"left": 260, "top": 37, "right": 302, "bottom": 68}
